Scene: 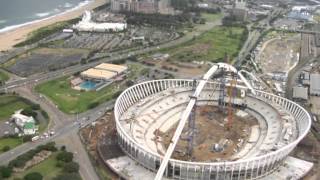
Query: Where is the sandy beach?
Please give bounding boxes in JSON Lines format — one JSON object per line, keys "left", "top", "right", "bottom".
{"left": 0, "top": 0, "right": 107, "bottom": 51}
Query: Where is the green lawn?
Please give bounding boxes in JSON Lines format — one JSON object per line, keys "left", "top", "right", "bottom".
{"left": 164, "top": 26, "right": 247, "bottom": 62}
{"left": 201, "top": 13, "right": 223, "bottom": 22}
{"left": 11, "top": 152, "right": 61, "bottom": 180}
{"left": 0, "top": 95, "right": 33, "bottom": 121}
{"left": 0, "top": 70, "right": 9, "bottom": 82}
{"left": 35, "top": 77, "right": 120, "bottom": 114}
{"left": 0, "top": 137, "right": 23, "bottom": 153}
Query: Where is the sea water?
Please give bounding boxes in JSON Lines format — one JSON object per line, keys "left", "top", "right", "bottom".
{"left": 0, "top": 0, "right": 91, "bottom": 33}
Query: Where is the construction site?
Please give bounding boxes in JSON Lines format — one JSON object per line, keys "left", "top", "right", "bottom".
{"left": 101, "top": 63, "right": 313, "bottom": 180}
{"left": 161, "top": 105, "right": 258, "bottom": 162}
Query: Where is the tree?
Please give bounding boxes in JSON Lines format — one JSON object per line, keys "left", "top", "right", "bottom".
{"left": 31, "top": 104, "right": 40, "bottom": 110}
{"left": 0, "top": 166, "right": 12, "bottom": 178}
{"left": 63, "top": 162, "right": 79, "bottom": 173}
{"left": 2, "top": 146, "right": 10, "bottom": 152}
{"left": 56, "top": 151, "right": 73, "bottom": 163}
{"left": 21, "top": 107, "right": 37, "bottom": 118}
{"left": 22, "top": 135, "right": 33, "bottom": 142}
{"left": 24, "top": 172, "right": 43, "bottom": 180}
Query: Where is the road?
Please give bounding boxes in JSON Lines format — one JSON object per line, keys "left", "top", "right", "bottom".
{"left": 286, "top": 57, "right": 317, "bottom": 99}
{"left": 0, "top": 20, "right": 222, "bottom": 93}
{"left": 0, "top": 97, "right": 114, "bottom": 179}
{"left": 0, "top": 17, "right": 223, "bottom": 180}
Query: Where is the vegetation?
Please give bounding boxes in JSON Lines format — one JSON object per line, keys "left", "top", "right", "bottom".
{"left": 0, "top": 70, "right": 9, "bottom": 84}
{"left": 0, "top": 95, "right": 34, "bottom": 121}
{"left": 3, "top": 142, "right": 81, "bottom": 180}
{"left": 35, "top": 76, "right": 121, "bottom": 114}
{"left": 124, "top": 12, "right": 192, "bottom": 28}
{"left": 14, "top": 18, "right": 80, "bottom": 47}
{"left": 0, "top": 137, "right": 23, "bottom": 154}
{"left": 24, "top": 172, "right": 43, "bottom": 180}
{"left": 0, "top": 166, "right": 12, "bottom": 178}
{"left": 56, "top": 151, "right": 73, "bottom": 163}
{"left": 201, "top": 13, "right": 223, "bottom": 22}
{"left": 8, "top": 142, "right": 57, "bottom": 169}
{"left": 161, "top": 26, "right": 247, "bottom": 62}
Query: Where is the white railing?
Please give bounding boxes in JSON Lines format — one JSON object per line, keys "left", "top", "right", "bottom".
{"left": 114, "top": 79, "right": 311, "bottom": 180}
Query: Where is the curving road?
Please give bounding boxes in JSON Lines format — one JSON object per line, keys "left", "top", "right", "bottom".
{"left": 0, "top": 17, "right": 223, "bottom": 180}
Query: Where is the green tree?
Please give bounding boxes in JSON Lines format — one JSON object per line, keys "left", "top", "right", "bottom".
{"left": 24, "top": 172, "right": 43, "bottom": 180}
{"left": 0, "top": 166, "right": 12, "bottom": 178}
{"left": 2, "top": 146, "right": 10, "bottom": 152}
{"left": 63, "top": 162, "right": 79, "bottom": 173}
{"left": 56, "top": 151, "right": 73, "bottom": 163}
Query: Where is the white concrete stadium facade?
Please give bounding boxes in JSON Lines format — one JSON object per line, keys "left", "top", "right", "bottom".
{"left": 114, "top": 67, "right": 311, "bottom": 179}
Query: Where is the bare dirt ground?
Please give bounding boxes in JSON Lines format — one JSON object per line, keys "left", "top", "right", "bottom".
{"left": 161, "top": 105, "right": 258, "bottom": 162}
{"left": 293, "top": 133, "right": 320, "bottom": 180}
{"left": 258, "top": 34, "right": 300, "bottom": 73}
{"left": 80, "top": 112, "right": 120, "bottom": 180}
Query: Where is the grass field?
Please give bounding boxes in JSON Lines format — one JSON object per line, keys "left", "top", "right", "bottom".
{"left": 11, "top": 152, "right": 61, "bottom": 180}
{"left": 163, "top": 26, "right": 246, "bottom": 62}
{"left": 35, "top": 76, "right": 120, "bottom": 114}
{"left": 201, "top": 13, "right": 223, "bottom": 22}
{"left": 0, "top": 137, "right": 23, "bottom": 153}
{"left": 0, "top": 70, "right": 9, "bottom": 82}
{"left": 0, "top": 95, "right": 33, "bottom": 121}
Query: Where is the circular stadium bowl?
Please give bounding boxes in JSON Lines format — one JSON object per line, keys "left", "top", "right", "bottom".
{"left": 114, "top": 79, "right": 311, "bottom": 179}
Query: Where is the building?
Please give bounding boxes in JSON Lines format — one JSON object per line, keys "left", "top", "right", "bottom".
{"left": 23, "top": 122, "right": 37, "bottom": 135}
{"left": 108, "top": 63, "right": 312, "bottom": 179}
{"left": 11, "top": 110, "right": 37, "bottom": 135}
{"left": 70, "top": 77, "right": 83, "bottom": 88}
{"left": 293, "top": 86, "right": 308, "bottom": 100}
{"left": 111, "top": 0, "right": 174, "bottom": 14}
{"left": 73, "top": 11, "right": 127, "bottom": 32}
{"left": 231, "top": 0, "right": 248, "bottom": 21}
{"left": 81, "top": 63, "right": 127, "bottom": 81}
{"left": 310, "top": 73, "right": 320, "bottom": 96}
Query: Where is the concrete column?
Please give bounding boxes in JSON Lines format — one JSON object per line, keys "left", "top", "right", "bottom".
{"left": 230, "top": 164, "right": 235, "bottom": 180}
{"left": 127, "top": 90, "right": 135, "bottom": 105}
{"left": 136, "top": 85, "right": 144, "bottom": 99}
{"left": 145, "top": 83, "right": 151, "bottom": 95}
{"left": 140, "top": 84, "right": 147, "bottom": 98}
{"left": 215, "top": 165, "right": 220, "bottom": 180}
{"left": 244, "top": 161, "right": 249, "bottom": 179}
{"left": 237, "top": 163, "right": 243, "bottom": 180}
{"left": 250, "top": 160, "right": 256, "bottom": 179}
{"left": 123, "top": 94, "right": 130, "bottom": 109}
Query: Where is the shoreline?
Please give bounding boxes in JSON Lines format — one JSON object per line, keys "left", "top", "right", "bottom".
{"left": 0, "top": 0, "right": 107, "bottom": 52}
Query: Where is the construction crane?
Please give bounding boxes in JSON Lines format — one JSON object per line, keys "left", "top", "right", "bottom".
{"left": 186, "top": 79, "right": 197, "bottom": 157}
{"left": 226, "top": 72, "right": 238, "bottom": 130}
{"left": 152, "top": 63, "right": 256, "bottom": 180}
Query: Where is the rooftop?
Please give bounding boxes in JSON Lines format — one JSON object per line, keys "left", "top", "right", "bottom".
{"left": 293, "top": 86, "right": 308, "bottom": 100}
{"left": 95, "top": 63, "right": 127, "bottom": 74}
{"left": 310, "top": 73, "right": 320, "bottom": 95}
{"left": 81, "top": 68, "right": 117, "bottom": 80}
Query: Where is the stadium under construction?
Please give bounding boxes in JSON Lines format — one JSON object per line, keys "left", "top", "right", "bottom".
{"left": 103, "top": 63, "right": 312, "bottom": 180}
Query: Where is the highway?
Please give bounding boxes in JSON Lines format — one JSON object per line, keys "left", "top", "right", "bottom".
{"left": 0, "top": 98, "right": 114, "bottom": 179}
{"left": 0, "top": 18, "right": 223, "bottom": 180}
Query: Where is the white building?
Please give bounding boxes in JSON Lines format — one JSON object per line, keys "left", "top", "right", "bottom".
{"left": 310, "top": 74, "right": 320, "bottom": 96}
{"left": 11, "top": 110, "right": 37, "bottom": 135}
{"left": 73, "top": 11, "right": 127, "bottom": 32}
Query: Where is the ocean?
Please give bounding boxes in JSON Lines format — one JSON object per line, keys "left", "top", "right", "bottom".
{"left": 0, "top": 0, "right": 91, "bottom": 33}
